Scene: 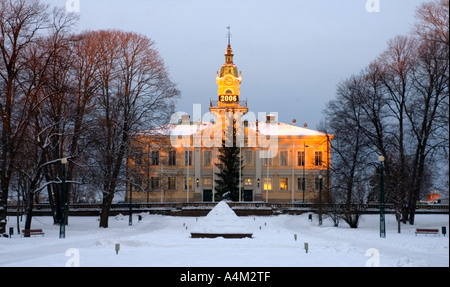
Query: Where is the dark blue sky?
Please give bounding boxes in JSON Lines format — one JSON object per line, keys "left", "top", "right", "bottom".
{"left": 45, "top": 0, "right": 425, "bottom": 129}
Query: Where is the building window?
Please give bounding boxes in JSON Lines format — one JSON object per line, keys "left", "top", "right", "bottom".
{"left": 263, "top": 177, "right": 272, "bottom": 191}
{"left": 280, "top": 177, "right": 289, "bottom": 191}
{"left": 244, "top": 150, "right": 253, "bottom": 166}
{"left": 184, "top": 177, "right": 193, "bottom": 190}
{"left": 203, "top": 177, "right": 212, "bottom": 186}
{"left": 167, "top": 176, "right": 176, "bottom": 190}
{"left": 150, "top": 177, "right": 159, "bottom": 190}
{"left": 297, "top": 177, "right": 306, "bottom": 191}
{"left": 184, "top": 150, "right": 193, "bottom": 166}
{"left": 263, "top": 158, "right": 272, "bottom": 167}
{"left": 279, "top": 151, "right": 288, "bottom": 166}
{"left": 134, "top": 153, "right": 143, "bottom": 165}
{"left": 314, "top": 176, "right": 324, "bottom": 191}
{"left": 244, "top": 178, "right": 253, "bottom": 186}
{"left": 203, "top": 150, "right": 212, "bottom": 166}
{"left": 151, "top": 150, "right": 159, "bottom": 166}
{"left": 297, "top": 151, "right": 305, "bottom": 166}
{"left": 131, "top": 177, "right": 143, "bottom": 191}
{"left": 315, "top": 151, "right": 323, "bottom": 166}
{"left": 168, "top": 150, "right": 176, "bottom": 166}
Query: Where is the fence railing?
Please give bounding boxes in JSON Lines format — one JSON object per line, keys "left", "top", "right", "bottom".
{"left": 6, "top": 202, "right": 449, "bottom": 214}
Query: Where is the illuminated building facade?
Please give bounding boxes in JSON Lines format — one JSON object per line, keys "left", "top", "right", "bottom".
{"left": 126, "top": 35, "right": 333, "bottom": 203}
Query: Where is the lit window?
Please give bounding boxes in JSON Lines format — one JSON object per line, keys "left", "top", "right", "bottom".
{"left": 280, "top": 177, "right": 289, "bottom": 190}
{"left": 203, "top": 178, "right": 213, "bottom": 186}
{"left": 167, "top": 176, "right": 176, "bottom": 190}
{"left": 184, "top": 177, "right": 193, "bottom": 190}
{"left": 263, "top": 177, "right": 272, "bottom": 191}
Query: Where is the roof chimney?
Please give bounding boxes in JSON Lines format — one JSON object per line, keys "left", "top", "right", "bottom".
{"left": 266, "top": 114, "right": 276, "bottom": 123}
{"left": 181, "top": 114, "right": 191, "bottom": 125}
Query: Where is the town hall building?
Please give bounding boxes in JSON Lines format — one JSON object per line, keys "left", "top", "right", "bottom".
{"left": 126, "top": 35, "right": 333, "bottom": 203}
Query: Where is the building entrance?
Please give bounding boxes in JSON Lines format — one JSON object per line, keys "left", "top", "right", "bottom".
{"left": 203, "top": 190, "right": 213, "bottom": 202}
{"left": 243, "top": 190, "right": 253, "bottom": 202}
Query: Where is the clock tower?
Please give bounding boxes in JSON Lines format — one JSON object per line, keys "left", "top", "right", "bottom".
{"left": 210, "top": 27, "right": 248, "bottom": 117}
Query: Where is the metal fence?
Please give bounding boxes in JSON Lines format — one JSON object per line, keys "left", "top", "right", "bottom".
{"left": 6, "top": 202, "right": 449, "bottom": 215}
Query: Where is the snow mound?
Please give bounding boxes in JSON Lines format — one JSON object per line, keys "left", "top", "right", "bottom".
{"left": 191, "top": 201, "right": 252, "bottom": 238}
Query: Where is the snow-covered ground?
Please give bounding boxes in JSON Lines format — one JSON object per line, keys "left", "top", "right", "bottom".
{"left": 0, "top": 212, "right": 448, "bottom": 267}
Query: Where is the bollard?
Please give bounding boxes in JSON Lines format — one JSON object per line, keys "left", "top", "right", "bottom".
{"left": 304, "top": 242, "right": 309, "bottom": 253}
{"left": 294, "top": 234, "right": 297, "bottom": 241}
{"left": 9, "top": 227, "right": 13, "bottom": 238}
{"left": 138, "top": 215, "right": 142, "bottom": 222}
{"left": 115, "top": 243, "right": 120, "bottom": 255}
{"left": 442, "top": 226, "right": 447, "bottom": 237}
{"left": 308, "top": 214, "right": 312, "bottom": 221}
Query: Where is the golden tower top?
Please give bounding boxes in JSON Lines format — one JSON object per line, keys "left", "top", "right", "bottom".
{"left": 216, "top": 27, "right": 243, "bottom": 106}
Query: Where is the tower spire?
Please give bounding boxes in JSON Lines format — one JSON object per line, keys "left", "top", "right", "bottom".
{"left": 225, "top": 26, "right": 233, "bottom": 64}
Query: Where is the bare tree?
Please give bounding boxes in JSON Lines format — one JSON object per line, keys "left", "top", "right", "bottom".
{"left": 11, "top": 7, "right": 78, "bottom": 232}
{"left": 406, "top": 19, "right": 449, "bottom": 224}
{"left": 322, "top": 0, "right": 449, "bottom": 227}
{"left": 414, "top": 0, "right": 449, "bottom": 47}
{"left": 90, "top": 30, "right": 179, "bottom": 228}
{"left": 0, "top": 0, "right": 50, "bottom": 235}
{"left": 321, "top": 74, "right": 377, "bottom": 228}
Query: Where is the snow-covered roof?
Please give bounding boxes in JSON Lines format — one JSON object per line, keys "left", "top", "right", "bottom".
{"left": 247, "top": 121, "right": 329, "bottom": 136}
{"left": 141, "top": 121, "right": 329, "bottom": 137}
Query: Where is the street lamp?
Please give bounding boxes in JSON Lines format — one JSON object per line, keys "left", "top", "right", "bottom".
{"left": 378, "top": 155, "right": 386, "bottom": 238}
{"left": 59, "top": 157, "right": 68, "bottom": 239}
{"left": 318, "top": 174, "right": 323, "bottom": 226}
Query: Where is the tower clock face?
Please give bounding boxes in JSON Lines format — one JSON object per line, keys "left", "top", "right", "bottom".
{"left": 224, "top": 76, "right": 234, "bottom": 86}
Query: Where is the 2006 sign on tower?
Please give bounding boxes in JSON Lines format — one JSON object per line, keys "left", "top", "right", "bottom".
{"left": 220, "top": 94, "right": 239, "bottom": 102}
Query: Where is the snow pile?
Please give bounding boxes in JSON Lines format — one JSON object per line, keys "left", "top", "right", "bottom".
{"left": 191, "top": 201, "right": 252, "bottom": 235}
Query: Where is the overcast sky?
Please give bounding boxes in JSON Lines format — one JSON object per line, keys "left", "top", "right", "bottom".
{"left": 43, "top": 0, "right": 426, "bottom": 130}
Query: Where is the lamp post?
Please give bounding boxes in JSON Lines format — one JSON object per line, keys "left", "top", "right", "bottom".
{"left": 318, "top": 174, "right": 323, "bottom": 225}
{"left": 129, "top": 175, "right": 133, "bottom": 226}
{"left": 59, "top": 157, "right": 68, "bottom": 239}
{"left": 378, "top": 155, "right": 386, "bottom": 238}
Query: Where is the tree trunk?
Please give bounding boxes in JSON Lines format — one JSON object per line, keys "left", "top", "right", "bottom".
{"left": 23, "top": 192, "right": 35, "bottom": 238}
{"left": 99, "top": 191, "right": 114, "bottom": 228}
